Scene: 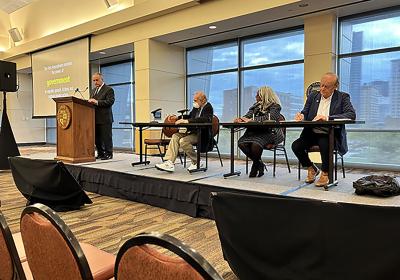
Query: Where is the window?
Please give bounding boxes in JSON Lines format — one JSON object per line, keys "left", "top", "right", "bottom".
{"left": 241, "top": 29, "right": 304, "bottom": 120}
{"left": 187, "top": 28, "right": 304, "bottom": 157}
{"left": 187, "top": 42, "right": 239, "bottom": 154}
{"left": 100, "top": 60, "right": 135, "bottom": 150}
{"left": 339, "top": 9, "right": 400, "bottom": 167}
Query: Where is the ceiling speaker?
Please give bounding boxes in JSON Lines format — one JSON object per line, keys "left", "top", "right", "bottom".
{"left": 8, "top": 28, "right": 23, "bottom": 42}
{"left": 104, "top": 0, "right": 118, "bottom": 8}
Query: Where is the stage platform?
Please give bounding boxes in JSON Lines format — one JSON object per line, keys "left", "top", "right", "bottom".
{"left": 24, "top": 150, "right": 400, "bottom": 218}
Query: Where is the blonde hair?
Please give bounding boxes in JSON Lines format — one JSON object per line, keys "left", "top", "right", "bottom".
{"left": 257, "top": 86, "right": 281, "bottom": 112}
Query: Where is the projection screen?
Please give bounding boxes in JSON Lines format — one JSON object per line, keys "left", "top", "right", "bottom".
{"left": 32, "top": 37, "right": 90, "bottom": 117}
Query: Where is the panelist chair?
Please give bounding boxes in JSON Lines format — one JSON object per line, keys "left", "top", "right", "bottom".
{"left": 245, "top": 114, "right": 291, "bottom": 177}
{"left": 115, "top": 232, "right": 223, "bottom": 280}
{"left": 144, "top": 130, "right": 171, "bottom": 163}
{"left": 144, "top": 117, "right": 183, "bottom": 164}
{"left": 184, "top": 115, "right": 223, "bottom": 168}
{"left": 20, "top": 203, "right": 115, "bottom": 280}
{"left": 297, "top": 82, "right": 345, "bottom": 181}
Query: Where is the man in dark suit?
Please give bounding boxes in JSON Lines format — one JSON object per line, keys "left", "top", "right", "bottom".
{"left": 292, "top": 72, "right": 356, "bottom": 187}
{"left": 88, "top": 72, "right": 115, "bottom": 160}
{"left": 155, "top": 91, "right": 214, "bottom": 173}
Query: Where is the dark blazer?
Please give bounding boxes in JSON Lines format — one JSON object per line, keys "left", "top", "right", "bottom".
{"left": 301, "top": 89, "right": 356, "bottom": 155}
{"left": 90, "top": 84, "right": 115, "bottom": 124}
{"left": 183, "top": 102, "right": 214, "bottom": 153}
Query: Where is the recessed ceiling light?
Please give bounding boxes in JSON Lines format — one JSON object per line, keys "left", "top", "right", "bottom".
{"left": 298, "top": 3, "right": 309, "bottom": 7}
{"left": 209, "top": 25, "right": 217, "bottom": 30}
{"left": 99, "top": 51, "right": 106, "bottom": 55}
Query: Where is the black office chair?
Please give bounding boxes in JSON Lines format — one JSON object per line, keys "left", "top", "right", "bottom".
{"left": 297, "top": 82, "right": 345, "bottom": 181}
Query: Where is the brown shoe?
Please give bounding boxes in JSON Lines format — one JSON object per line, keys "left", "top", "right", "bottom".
{"left": 305, "top": 166, "right": 320, "bottom": 183}
{"left": 315, "top": 172, "right": 329, "bottom": 187}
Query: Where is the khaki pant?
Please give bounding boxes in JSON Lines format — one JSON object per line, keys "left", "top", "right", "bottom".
{"left": 164, "top": 132, "right": 198, "bottom": 163}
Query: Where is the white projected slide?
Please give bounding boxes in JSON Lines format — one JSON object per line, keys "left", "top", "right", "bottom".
{"left": 32, "top": 37, "right": 90, "bottom": 117}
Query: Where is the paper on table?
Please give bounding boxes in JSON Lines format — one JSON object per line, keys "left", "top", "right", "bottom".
{"left": 333, "top": 118, "right": 352, "bottom": 121}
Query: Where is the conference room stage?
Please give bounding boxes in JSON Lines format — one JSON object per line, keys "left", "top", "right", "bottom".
{"left": 21, "top": 149, "right": 400, "bottom": 219}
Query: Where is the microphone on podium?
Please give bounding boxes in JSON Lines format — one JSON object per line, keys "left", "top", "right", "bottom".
{"left": 75, "top": 87, "right": 88, "bottom": 100}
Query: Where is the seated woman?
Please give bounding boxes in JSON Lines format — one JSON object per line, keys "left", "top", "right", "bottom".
{"left": 234, "top": 86, "right": 284, "bottom": 177}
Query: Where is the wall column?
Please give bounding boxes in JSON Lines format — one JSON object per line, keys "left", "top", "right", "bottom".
{"left": 303, "top": 13, "right": 337, "bottom": 162}
{"left": 134, "top": 38, "right": 185, "bottom": 153}
{"left": 304, "top": 13, "right": 337, "bottom": 91}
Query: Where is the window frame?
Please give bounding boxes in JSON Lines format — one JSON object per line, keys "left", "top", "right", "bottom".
{"left": 185, "top": 26, "right": 305, "bottom": 157}
{"left": 337, "top": 6, "right": 400, "bottom": 168}
{"left": 100, "top": 59, "right": 135, "bottom": 151}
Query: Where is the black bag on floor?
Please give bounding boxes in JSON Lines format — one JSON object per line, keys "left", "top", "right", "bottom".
{"left": 353, "top": 175, "right": 400, "bottom": 197}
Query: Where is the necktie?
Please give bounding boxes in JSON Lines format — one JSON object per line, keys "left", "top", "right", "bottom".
{"left": 94, "top": 88, "right": 99, "bottom": 96}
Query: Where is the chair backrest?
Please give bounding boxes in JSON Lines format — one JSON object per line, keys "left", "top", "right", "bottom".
{"left": 306, "top": 81, "right": 320, "bottom": 97}
{"left": 20, "top": 203, "right": 93, "bottom": 280}
{"left": 0, "top": 211, "right": 26, "bottom": 280}
{"left": 211, "top": 191, "right": 400, "bottom": 280}
{"left": 115, "top": 232, "right": 223, "bottom": 280}
{"left": 162, "top": 115, "right": 179, "bottom": 138}
{"left": 278, "top": 113, "right": 287, "bottom": 145}
{"left": 212, "top": 115, "right": 220, "bottom": 140}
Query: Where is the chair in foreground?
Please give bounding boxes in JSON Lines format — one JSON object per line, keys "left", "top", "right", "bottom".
{"left": 211, "top": 191, "right": 400, "bottom": 280}
{"left": 115, "top": 232, "right": 223, "bottom": 280}
{"left": 0, "top": 210, "right": 30, "bottom": 280}
{"left": 20, "top": 203, "right": 115, "bottom": 280}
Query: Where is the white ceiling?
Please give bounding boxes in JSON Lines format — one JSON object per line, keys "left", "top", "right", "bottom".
{"left": 0, "top": 0, "right": 33, "bottom": 14}
{"left": 155, "top": 0, "right": 400, "bottom": 48}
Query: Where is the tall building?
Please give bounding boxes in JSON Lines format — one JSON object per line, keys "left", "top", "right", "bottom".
{"left": 349, "top": 31, "right": 363, "bottom": 111}
{"left": 359, "top": 84, "right": 380, "bottom": 126}
{"left": 390, "top": 59, "right": 400, "bottom": 119}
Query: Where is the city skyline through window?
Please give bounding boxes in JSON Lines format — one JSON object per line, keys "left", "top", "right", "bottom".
{"left": 186, "top": 29, "right": 304, "bottom": 156}
{"left": 339, "top": 9, "right": 400, "bottom": 167}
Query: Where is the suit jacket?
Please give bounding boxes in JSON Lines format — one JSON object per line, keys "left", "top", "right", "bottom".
{"left": 301, "top": 89, "right": 356, "bottom": 155}
{"left": 183, "top": 102, "right": 214, "bottom": 153}
{"left": 90, "top": 84, "right": 115, "bottom": 124}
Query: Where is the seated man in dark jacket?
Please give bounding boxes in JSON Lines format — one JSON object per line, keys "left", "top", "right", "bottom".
{"left": 156, "top": 91, "right": 213, "bottom": 173}
{"left": 292, "top": 72, "right": 356, "bottom": 187}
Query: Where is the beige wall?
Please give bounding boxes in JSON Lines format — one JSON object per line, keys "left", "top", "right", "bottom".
{"left": 303, "top": 13, "right": 338, "bottom": 162}
{"left": 304, "top": 13, "right": 337, "bottom": 93}
{"left": 8, "top": 0, "right": 134, "bottom": 46}
{"left": 134, "top": 39, "right": 185, "bottom": 151}
{"left": 0, "top": 9, "right": 10, "bottom": 51}
{"left": 2, "top": 0, "right": 299, "bottom": 59}
{"left": 2, "top": 73, "right": 46, "bottom": 143}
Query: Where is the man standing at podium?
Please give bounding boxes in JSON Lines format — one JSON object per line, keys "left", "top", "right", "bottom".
{"left": 88, "top": 72, "right": 115, "bottom": 160}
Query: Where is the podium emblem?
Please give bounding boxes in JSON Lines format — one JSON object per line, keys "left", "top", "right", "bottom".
{"left": 57, "top": 104, "right": 72, "bottom": 129}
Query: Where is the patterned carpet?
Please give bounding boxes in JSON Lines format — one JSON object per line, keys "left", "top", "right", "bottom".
{"left": 2, "top": 146, "right": 399, "bottom": 279}
{"left": 0, "top": 147, "right": 236, "bottom": 279}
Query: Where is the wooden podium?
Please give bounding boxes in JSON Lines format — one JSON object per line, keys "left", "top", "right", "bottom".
{"left": 53, "top": 96, "right": 95, "bottom": 163}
